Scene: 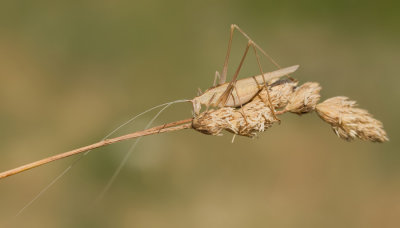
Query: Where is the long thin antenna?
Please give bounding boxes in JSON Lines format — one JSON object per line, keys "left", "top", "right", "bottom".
{"left": 95, "top": 102, "right": 178, "bottom": 202}
{"left": 10, "top": 99, "right": 190, "bottom": 217}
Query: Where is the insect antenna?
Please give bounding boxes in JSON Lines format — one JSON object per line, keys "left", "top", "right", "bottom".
{"left": 14, "top": 99, "right": 189, "bottom": 217}
{"left": 94, "top": 100, "right": 185, "bottom": 202}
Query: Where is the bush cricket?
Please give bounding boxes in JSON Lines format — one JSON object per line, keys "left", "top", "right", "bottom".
{"left": 190, "top": 24, "right": 298, "bottom": 120}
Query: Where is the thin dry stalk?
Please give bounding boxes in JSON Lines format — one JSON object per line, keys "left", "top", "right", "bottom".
{"left": 0, "top": 119, "right": 192, "bottom": 179}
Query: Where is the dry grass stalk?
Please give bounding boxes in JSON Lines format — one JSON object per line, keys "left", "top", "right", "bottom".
{"left": 0, "top": 119, "right": 193, "bottom": 179}
{"left": 316, "top": 96, "right": 388, "bottom": 142}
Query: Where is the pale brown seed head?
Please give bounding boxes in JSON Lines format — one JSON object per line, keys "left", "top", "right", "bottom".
{"left": 192, "top": 95, "right": 279, "bottom": 137}
{"left": 316, "top": 96, "right": 388, "bottom": 142}
{"left": 284, "top": 82, "right": 321, "bottom": 114}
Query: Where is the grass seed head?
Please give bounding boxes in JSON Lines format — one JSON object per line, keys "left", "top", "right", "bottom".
{"left": 192, "top": 101, "right": 278, "bottom": 137}
{"left": 316, "top": 96, "right": 388, "bottom": 142}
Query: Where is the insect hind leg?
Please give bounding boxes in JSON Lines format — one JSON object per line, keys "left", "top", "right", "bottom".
{"left": 231, "top": 24, "right": 281, "bottom": 69}
{"left": 249, "top": 42, "right": 280, "bottom": 121}
{"left": 217, "top": 24, "right": 290, "bottom": 121}
{"left": 232, "top": 24, "right": 296, "bottom": 82}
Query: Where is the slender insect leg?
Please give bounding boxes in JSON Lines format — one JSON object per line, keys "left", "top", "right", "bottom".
{"left": 232, "top": 24, "right": 296, "bottom": 82}
{"left": 233, "top": 84, "right": 249, "bottom": 124}
{"left": 216, "top": 40, "right": 252, "bottom": 107}
{"left": 213, "top": 71, "right": 221, "bottom": 87}
{"left": 217, "top": 24, "right": 283, "bottom": 108}
{"left": 219, "top": 24, "right": 236, "bottom": 85}
{"left": 251, "top": 43, "right": 279, "bottom": 121}
{"left": 232, "top": 24, "right": 281, "bottom": 68}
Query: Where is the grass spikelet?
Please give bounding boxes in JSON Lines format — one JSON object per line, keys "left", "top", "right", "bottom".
{"left": 316, "top": 96, "right": 388, "bottom": 142}
{"left": 266, "top": 79, "right": 299, "bottom": 108}
{"left": 284, "top": 82, "right": 321, "bottom": 114}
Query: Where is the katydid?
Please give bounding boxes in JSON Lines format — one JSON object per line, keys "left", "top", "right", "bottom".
{"left": 190, "top": 24, "right": 299, "bottom": 119}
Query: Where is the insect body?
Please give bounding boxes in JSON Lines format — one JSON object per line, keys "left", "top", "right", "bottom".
{"left": 191, "top": 65, "right": 299, "bottom": 115}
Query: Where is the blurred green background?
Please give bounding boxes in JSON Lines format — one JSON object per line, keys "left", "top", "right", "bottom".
{"left": 1, "top": 0, "right": 399, "bottom": 227}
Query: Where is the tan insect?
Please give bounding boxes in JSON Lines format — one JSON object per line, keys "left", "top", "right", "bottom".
{"left": 190, "top": 24, "right": 299, "bottom": 119}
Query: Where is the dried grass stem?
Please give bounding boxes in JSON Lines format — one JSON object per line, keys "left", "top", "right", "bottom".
{"left": 0, "top": 118, "right": 192, "bottom": 179}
